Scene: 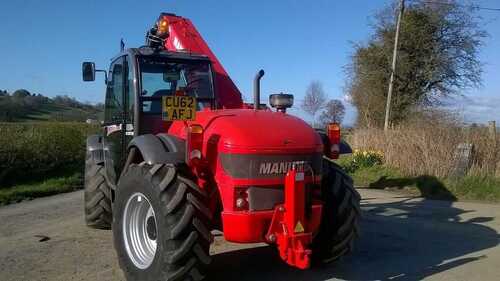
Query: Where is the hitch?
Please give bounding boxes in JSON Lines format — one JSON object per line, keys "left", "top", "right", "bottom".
{"left": 266, "top": 167, "right": 322, "bottom": 269}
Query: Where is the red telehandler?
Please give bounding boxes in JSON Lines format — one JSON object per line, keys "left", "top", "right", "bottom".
{"left": 82, "top": 13, "right": 360, "bottom": 281}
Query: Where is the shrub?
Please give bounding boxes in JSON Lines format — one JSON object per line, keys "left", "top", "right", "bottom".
{"left": 351, "top": 120, "right": 499, "bottom": 178}
{"left": 0, "top": 122, "right": 99, "bottom": 187}
{"left": 353, "top": 149, "right": 383, "bottom": 167}
{"left": 339, "top": 149, "right": 384, "bottom": 173}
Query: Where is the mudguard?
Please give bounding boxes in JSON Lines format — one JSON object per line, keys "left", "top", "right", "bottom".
{"left": 340, "top": 139, "right": 353, "bottom": 154}
{"left": 316, "top": 131, "right": 353, "bottom": 155}
{"left": 86, "top": 134, "right": 117, "bottom": 189}
{"left": 157, "top": 133, "right": 186, "bottom": 156}
{"left": 86, "top": 135, "right": 105, "bottom": 165}
{"left": 127, "top": 134, "right": 185, "bottom": 165}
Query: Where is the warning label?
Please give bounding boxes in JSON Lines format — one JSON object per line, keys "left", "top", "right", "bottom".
{"left": 294, "top": 221, "right": 305, "bottom": 233}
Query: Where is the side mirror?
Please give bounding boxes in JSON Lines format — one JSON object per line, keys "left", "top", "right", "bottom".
{"left": 82, "top": 62, "right": 96, "bottom": 82}
{"left": 269, "top": 93, "right": 294, "bottom": 113}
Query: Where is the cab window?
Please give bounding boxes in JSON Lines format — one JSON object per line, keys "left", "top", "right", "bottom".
{"left": 105, "top": 57, "right": 125, "bottom": 123}
{"left": 138, "top": 57, "right": 214, "bottom": 114}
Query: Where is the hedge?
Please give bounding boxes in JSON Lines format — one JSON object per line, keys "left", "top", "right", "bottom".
{"left": 0, "top": 122, "right": 99, "bottom": 187}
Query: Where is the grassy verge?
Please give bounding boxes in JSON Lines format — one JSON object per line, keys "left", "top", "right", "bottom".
{"left": 445, "top": 176, "right": 500, "bottom": 202}
{"left": 0, "top": 172, "right": 83, "bottom": 205}
{"left": 339, "top": 159, "right": 500, "bottom": 203}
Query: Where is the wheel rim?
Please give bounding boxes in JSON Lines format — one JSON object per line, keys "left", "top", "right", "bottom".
{"left": 122, "top": 192, "right": 158, "bottom": 269}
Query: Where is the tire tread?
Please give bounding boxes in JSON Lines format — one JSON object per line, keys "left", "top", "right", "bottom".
{"left": 84, "top": 151, "right": 112, "bottom": 230}
{"left": 312, "top": 159, "right": 360, "bottom": 264}
{"left": 115, "top": 163, "right": 212, "bottom": 281}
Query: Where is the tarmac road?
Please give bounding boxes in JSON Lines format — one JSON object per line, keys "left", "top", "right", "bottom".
{"left": 0, "top": 189, "right": 499, "bottom": 281}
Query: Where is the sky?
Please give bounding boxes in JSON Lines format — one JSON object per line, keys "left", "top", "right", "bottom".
{"left": 0, "top": 0, "right": 499, "bottom": 125}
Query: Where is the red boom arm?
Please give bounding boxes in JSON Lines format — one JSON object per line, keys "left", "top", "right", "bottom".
{"left": 162, "top": 14, "right": 243, "bottom": 109}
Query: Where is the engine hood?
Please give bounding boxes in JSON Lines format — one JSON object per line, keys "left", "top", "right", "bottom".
{"left": 193, "top": 109, "right": 323, "bottom": 153}
{"left": 167, "top": 109, "right": 324, "bottom": 180}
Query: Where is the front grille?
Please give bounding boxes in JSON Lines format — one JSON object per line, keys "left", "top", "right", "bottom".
{"left": 219, "top": 153, "right": 322, "bottom": 179}
{"left": 247, "top": 186, "right": 284, "bottom": 211}
{"left": 246, "top": 183, "right": 318, "bottom": 211}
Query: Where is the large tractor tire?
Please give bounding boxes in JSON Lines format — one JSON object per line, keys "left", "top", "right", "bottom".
{"left": 84, "top": 151, "right": 112, "bottom": 229}
{"left": 312, "top": 158, "right": 361, "bottom": 264}
{"left": 113, "top": 163, "right": 212, "bottom": 281}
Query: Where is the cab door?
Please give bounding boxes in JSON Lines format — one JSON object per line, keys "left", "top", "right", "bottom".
{"left": 103, "top": 56, "right": 127, "bottom": 178}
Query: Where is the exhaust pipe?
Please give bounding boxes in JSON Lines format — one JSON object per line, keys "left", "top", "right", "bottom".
{"left": 254, "top": 69, "right": 265, "bottom": 110}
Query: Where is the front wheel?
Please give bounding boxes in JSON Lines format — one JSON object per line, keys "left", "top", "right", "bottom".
{"left": 113, "top": 163, "right": 213, "bottom": 281}
{"left": 312, "top": 158, "right": 361, "bottom": 264}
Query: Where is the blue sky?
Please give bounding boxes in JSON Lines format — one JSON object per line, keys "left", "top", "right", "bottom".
{"left": 0, "top": 0, "right": 499, "bottom": 125}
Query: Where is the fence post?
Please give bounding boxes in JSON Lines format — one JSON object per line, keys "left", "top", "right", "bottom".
{"left": 488, "top": 121, "right": 497, "bottom": 176}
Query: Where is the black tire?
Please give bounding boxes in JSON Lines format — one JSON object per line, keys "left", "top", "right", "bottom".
{"left": 84, "top": 151, "right": 112, "bottom": 229}
{"left": 312, "top": 158, "right": 361, "bottom": 264}
{"left": 113, "top": 163, "right": 213, "bottom": 281}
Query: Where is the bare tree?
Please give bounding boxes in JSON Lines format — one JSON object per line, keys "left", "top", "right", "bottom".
{"left": 319, "top": 99, "right": 346, "bottom": 127}
{"left": 301, "top": 81, "right": 326, "bottom": 127}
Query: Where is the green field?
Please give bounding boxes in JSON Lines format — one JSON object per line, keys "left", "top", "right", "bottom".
{"left": 15, "top": 103, "right": 102, "bottom": 122}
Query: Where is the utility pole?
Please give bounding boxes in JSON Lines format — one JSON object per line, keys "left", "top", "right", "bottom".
{"left": 384, "top": 0, "right": 405, "bottom": 131}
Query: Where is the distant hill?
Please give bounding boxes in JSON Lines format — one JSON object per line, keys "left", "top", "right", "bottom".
{"left": 0, "top": 89, "right": 103, "bottom": 122}
{"left": 22, "top": 102, "right": 103, "bottom": 122}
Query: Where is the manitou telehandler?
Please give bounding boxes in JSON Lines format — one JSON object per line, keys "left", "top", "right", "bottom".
{"left": 82, "top": 13, "right": 360, "bottom": 281}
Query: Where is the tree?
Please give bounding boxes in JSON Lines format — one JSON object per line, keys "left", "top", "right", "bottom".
{"left": 319, "top": 99, "right": 346, "bottom": 127}
{"left": 301, "top": 81, "right": 326, "bottom": 127}
{"left": 346, "top": 0, "right": 487, "bottom": 127}
{"left": 12, "top": 89, "right": 31, "bottom": 99}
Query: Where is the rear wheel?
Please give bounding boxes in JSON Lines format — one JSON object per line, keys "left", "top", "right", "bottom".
{"left": 113, "top": 163, "right": 212, "bottom": 281}
{"left": 312, "top": 158, "right": 361, "bottom": 264}
{"left": 84, "top": 151, "right": 112, "bottom": 229}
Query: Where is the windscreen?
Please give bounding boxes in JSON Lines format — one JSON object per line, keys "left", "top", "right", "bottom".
{"left": 139, "top": 57, "right": 214, "bottom": 114}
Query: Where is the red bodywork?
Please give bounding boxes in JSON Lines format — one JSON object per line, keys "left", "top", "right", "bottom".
{"left": 157, "top": 14, "right": 326, "bottom": 269}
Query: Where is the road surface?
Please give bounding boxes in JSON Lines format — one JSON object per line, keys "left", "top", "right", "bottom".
{"left": 0, "top": 189, "right": 499, "bottom": 281}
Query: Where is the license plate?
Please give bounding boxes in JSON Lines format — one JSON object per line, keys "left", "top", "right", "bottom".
{"left": 162, "top": 96, "right": 196, "bottom": 121}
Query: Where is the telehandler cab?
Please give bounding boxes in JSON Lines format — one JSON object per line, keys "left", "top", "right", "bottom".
{"left": 82, "top": 13, "right": 360, "bottom": 281}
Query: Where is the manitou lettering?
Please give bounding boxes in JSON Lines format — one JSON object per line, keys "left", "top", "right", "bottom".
{"left": 258, "top": 161, "right": 307, "bottom": 175}
{"left": 259, "top": 163, "right": 271, "bottom": 174}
